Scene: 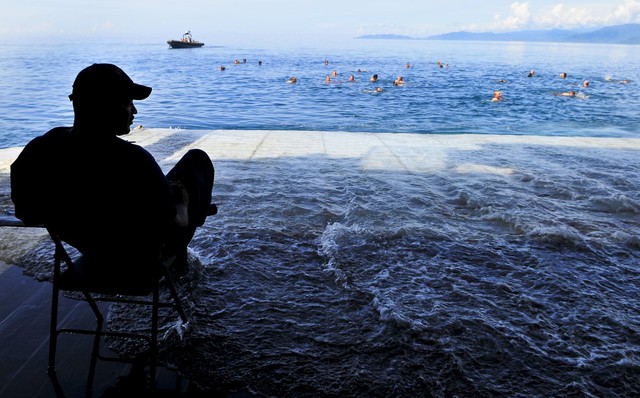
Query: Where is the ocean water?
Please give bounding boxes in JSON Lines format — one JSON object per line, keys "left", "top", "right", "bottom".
{"left": 1, "top": 39, "right": 640, "bottom": 149}
{"left": 1, "top": 40, "right": 640, "bottom": 397}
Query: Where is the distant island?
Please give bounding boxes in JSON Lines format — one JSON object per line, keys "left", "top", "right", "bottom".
{"left": 357, "top": 23, "right": 640, "bottom": 45}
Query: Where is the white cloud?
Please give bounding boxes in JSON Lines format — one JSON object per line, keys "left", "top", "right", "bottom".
{"left": 536, "top": 4, "right": 598, "bottom": 28}
{"left": 605, "top": 0, "right": 640, "bottom": 24}
{"left": 491, "top": 2, "right": 532, "bottom": 31}
{"left": 470, "top": 0, "right": 640, "bottom": 32}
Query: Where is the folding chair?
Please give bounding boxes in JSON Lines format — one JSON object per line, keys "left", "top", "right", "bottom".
{"left": 46, "top": 227, "right": 189, "bottom": 396}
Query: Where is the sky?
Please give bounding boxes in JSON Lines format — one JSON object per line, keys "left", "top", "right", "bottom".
{"left": 1, "top": 0, "right": 640, "bottom": 46}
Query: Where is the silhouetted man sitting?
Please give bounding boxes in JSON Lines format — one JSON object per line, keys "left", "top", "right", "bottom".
{"left": 11, "top": 63, "right": 215, "bottom": 289}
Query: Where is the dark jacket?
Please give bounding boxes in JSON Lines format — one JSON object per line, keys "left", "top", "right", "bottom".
{"left": 11, "top": 127, "right": 176, "bottom": 273}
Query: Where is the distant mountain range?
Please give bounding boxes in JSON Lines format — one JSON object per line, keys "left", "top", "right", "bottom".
{"left": 357, "top": 23, "right": 640, "bottom": 45}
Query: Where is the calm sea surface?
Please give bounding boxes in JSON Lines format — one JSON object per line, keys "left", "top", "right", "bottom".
{"left": 1, "top": 39, "right": 640, "bottom": 148}
{"left": 1, "top": 40, "right": 639, "bottom": 397}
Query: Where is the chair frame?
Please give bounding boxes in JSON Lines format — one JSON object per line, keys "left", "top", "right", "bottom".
{"left": 46, "top": 228, "right": 189, "bottom": 395}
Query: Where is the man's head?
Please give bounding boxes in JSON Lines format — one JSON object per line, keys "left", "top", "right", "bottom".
{"left": 70, "top": 64, "right": 152, "bottom": 136}
{"left": 70, "top": 63, "right": 151, "bottom": 103}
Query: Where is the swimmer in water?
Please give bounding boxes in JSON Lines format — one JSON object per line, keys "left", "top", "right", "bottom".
{"left": 606, "top": 76, "right": 631, "bottom": 84}
{"left": 527, "top": 69, "right": 535, "bottom": 77}
{"left": 491, "top": 90, "right": 503, "bottom": 102}
{"left": 393, "top": 76, "right": 404, "bottom": 86}
{"left": 559, "top": 90, "right": 577, "bottom": 97}
{"left": 370, "top": 74, "right": 378, "bottom": 82}
{"left": 583, "top": 80, "right": 589, "bottom": 88}
{"left": 560, "top": 72, "right": 567, "bottom": 79}
{"left": 287, "top": 77, "right": 297, "bottom": 84}
{"left": 348, "top": 75, "right": 356, "bottom": 82}
{"left": 362, "top": 87, "right": 383, "bottom": 94}
{"left": 325, "top": 75, "right": 331, "bottom": 83}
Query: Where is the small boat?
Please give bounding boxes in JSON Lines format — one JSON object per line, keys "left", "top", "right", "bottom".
{"left": 167, "top": 30, "right": 204, "bottom": 48}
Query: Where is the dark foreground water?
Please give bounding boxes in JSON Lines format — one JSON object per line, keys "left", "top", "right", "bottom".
{"left": 6, "top": 129, "right": 638, "bottom": 397}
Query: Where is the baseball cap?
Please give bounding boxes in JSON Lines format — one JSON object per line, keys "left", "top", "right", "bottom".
{"left": 70, "top": 63, "right": 152, "bottom": 102}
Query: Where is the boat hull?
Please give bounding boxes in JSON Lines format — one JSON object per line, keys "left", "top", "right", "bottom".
{"left": 167, "top": 40, "right": 204, "bottom": 48}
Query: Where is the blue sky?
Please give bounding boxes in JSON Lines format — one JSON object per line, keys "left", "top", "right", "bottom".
{"left": 2, "top": 1, "right": 639, "bottom": 46}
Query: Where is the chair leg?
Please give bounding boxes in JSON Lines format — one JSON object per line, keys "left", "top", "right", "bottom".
{"left": 149, "top": 280, "right": 159, "bottom": 388}
{"left": 83, "top": 292, "right": 104, "bottom": 328}
{"left": 48, "top": 279, "right": 59, "bottom": 376}
{"left": 47, "top": 277, "right": 66, "bottom": 397}
{"left": 82, "top": 292, "right": 104, "bottom": 397}
{"left": 86, "top": 325, "right": 102, "bottom": 397}
{"left": 47, "top": 250, "right": 64, "bottom": 378}
{"left": 163, "top": 271, "right": 188, "bottom": 324}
